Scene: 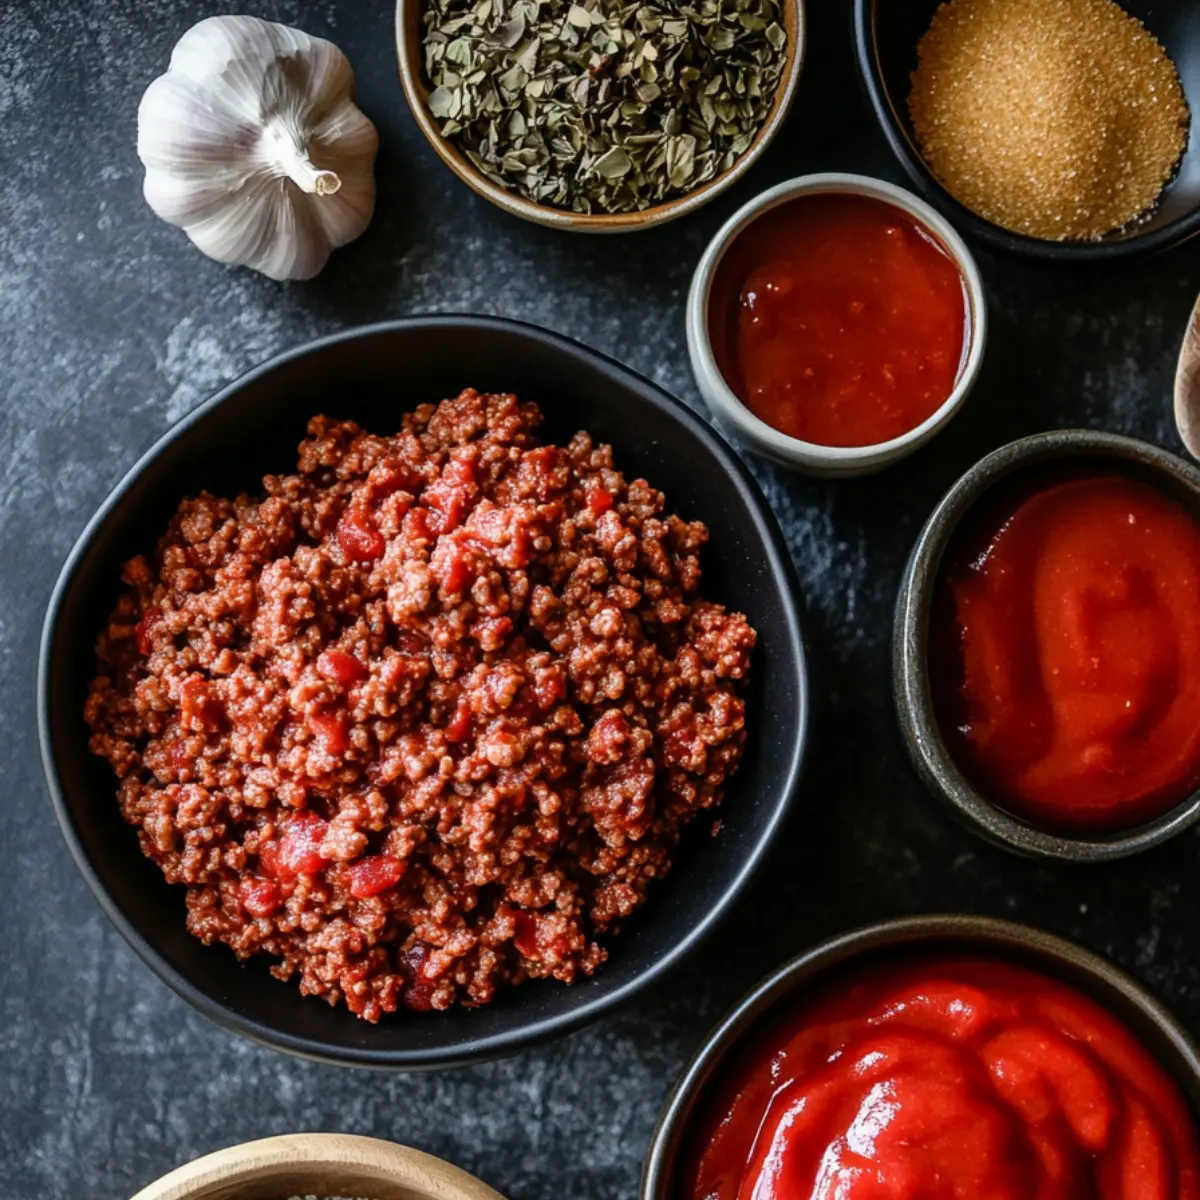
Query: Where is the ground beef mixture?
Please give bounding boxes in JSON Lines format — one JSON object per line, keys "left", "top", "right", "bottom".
{"left": 85, "top": 390, "right": 755, "bottom": 1021}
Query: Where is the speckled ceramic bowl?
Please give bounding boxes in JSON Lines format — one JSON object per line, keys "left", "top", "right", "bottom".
{"left": 686, "top": 173, "right": 987, "bottom": 476}
{"left": 894, "top": 430, "right": 1200, "bottom": 860}
{"left": 641, "top": 914, "right": 1200, "bottom": 1199}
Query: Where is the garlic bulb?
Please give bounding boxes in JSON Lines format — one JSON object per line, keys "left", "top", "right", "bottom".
{"left": 137, "top": 16, "right": 379, "bottom": 281}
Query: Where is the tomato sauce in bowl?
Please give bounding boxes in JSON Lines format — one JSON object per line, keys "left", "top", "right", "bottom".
{"left": 707, "top": 193, "right": 969, "bottom": 449}
{"left": 932, "top": 472, "right": 1200, "bottom": 834}
{"left": 684, "top": 953, "right": 1200, "bottom": 1200}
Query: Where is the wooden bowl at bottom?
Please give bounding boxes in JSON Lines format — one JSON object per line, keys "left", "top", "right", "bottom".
{"left": 130, "top": 1134, "right": 507, "bottom": 1200}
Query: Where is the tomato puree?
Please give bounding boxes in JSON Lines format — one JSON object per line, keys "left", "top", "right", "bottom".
{"left": 934, "top": 474, "right": 1200, "bottom": 832}
{"left": 708, "top": 193, "right": 968, "bottom": 447}
{"left": 686, "top": 955, "right": 1200, "bottom": 1200}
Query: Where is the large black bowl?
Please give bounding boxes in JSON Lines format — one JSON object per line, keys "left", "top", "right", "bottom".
{"left": 854, "top": 0, "right": 1200, "bottom": 260}
{"left": 38, "top": 316, "right": 808, "bottom": 1069}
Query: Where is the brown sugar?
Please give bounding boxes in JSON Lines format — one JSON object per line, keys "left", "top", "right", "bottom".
{"left": 909, "top": 0, "right": 1190, "bottom": 241}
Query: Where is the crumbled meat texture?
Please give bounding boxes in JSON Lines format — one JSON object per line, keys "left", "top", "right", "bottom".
{"left": 85, "top": 390, "right": 756, "bottom": 1021}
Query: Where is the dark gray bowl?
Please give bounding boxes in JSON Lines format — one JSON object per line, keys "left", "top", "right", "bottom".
{"left": 854, "top": 0, "right": 1200, "bottom": 260}
{"left": 38, "top": 315, "right": 808, "bottom": 1070}
{"left": 641, "top": 914, "right": 1200, "bottom": 1199}
{"left": 894, "top": 430, "right": 1200, "bottom": 860}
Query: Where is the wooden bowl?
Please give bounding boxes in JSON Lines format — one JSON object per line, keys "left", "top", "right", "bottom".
{"left": 130, "top": 1134, "right": 506, "bottom": 1200}
{"left": 394, "top": 0, "right": 806, "bottom": 231}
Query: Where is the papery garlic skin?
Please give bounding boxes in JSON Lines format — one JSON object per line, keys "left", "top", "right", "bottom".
{"left": 138, "top": 16, "right": 379, "bottom": 281}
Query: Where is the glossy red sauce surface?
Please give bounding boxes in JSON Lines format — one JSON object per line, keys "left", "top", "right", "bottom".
{"left": 686, "top": 955, "right": 1200, "bottom": 1200}
{"left": 933, "top": 473, "right": 1200, "bottom": 832}
{"left": 709, "top": 193, "right": 968, "bottom": 447}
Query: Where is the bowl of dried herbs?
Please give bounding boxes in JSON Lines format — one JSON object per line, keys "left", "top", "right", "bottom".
{"left": 396, "top": 0, "right": 804, "bottom": 230}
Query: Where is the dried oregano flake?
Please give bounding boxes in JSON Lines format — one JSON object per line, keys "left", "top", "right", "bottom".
{"left": 422, "top": 0, "right": 788, "bottom": 214}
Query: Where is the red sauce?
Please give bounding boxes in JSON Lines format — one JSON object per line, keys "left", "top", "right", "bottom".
{"left": 933, "top": 474, "right": 1200, "bottom": 832}
{"left": 709, "top": 193, "right": 968, "bottom": 448}
{"left": 687, "top": 955, "right": 1200, "bottom": 1200}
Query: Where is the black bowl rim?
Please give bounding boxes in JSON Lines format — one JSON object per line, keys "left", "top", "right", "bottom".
{"left": 640, "top": 913, "right": 1200, "bottom": 1199}
{"left": 852, "top": 0, "right": 1200, "bottom": 262}
{"left": 37, "top": 314, "right": 809, "bottom": 1070}
{"left": 894, "top": 429, "right": 1200, "bottom": 861}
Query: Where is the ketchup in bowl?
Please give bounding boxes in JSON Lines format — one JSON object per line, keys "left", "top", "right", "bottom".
{"left": 686, "top": 955, "right": 1200, "bottom": 1200}
{"left": 707, "top": 193, "right": 969, "bottom": 448}
{"left": 933, "top": 473, "right": 1200, "bottom": 833}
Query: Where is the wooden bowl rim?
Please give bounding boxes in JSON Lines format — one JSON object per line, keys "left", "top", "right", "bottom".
{"left": 130, "top": 1134, "right": 508, "bottom": 1200}
{"left": 394, "top": 0, "right": 806, "bottom": 231}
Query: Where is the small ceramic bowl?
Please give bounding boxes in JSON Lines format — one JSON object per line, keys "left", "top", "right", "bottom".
{"left": 854, "top": 0, "right": 1200, "bottom": 261}
{"left": 686, "top": 173, "right": 987, "bottom": 476}
{"left": 394, "top": 0, "right": 806, "bottom": 232}
{"left": 130, "top": 1133, "right": 504, "bottom": 1200}
{"left": 641, "top": 914, "right": 1200, "bottom": 1199}
{"left": 894, "top": 429, "right": 1200, "bottom": 860}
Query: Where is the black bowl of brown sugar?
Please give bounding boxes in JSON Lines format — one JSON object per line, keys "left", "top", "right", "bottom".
{"left": 38, "top": 316, "right": 808, "bottom": 1070}
{"left": 855, "top": 0, "right": 1200, "bottom": 259}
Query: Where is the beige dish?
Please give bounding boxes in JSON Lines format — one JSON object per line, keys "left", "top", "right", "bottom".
{"left": 394, "top": 0, "right": 806, "bottom": 231}
{"left": 130, "top": 1134, "right": 507, "bottom": 1200}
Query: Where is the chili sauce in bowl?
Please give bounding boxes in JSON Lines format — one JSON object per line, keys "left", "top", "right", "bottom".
{"left": 894, "top": 430, "right": 1200, "bottom": 860}
{"left": 641, "top": 916, "right": 1200, "bottom": 1200}
{"left": 933, "top": 472, "right": 1200, "bottom": 835}
{"left": 686, "top": 954, "right": 1200, "bottom": 1199}
{"left": 687, "top": 174, "right": 986, "bottom": 475}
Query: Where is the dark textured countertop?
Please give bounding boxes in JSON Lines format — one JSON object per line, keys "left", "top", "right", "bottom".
{"left": 5, "top": 1, "right": 1200, "bottom": 1197}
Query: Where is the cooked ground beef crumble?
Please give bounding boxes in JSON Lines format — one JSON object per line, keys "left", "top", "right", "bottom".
{"left": 85, "top": 390, "right": 756, "bottom": 1020}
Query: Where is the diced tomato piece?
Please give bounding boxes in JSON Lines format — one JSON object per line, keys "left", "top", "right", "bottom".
{"left": 399, "top": 944, "right": 436, "bottom": 1012}
{"left": 337, "top": 508, "right": 386, "bottom": 562}
{"left": 309, "top": 711, "right": 349, "bottom": 756}
{"left": 179, "top": 675, "right": 225, "bottom": 731}
{"left": 277, "top": 811, "right": 329, "bottom": 875}
{"left": 257, "top": 839, "right": 285, "bottom": 878}
{"left": 514, "top": 912, "right": 539, "bottom": 958}
{"left": 441, "top": 542, "right": 474, "bottom": 594}
{"left": 423, "top": 484, "right": 470, "bottom": 535}
{"left": 136, "top": 606, "right": 163, "bottom": 655}
{"left": 445, "top": 695, "right": 473, "bottom": 744}
{"left": 240, "top": 876, "right": 281, "bottom": 917}
{"left": 586, "top": 487, "right": 614, "bottom": 515}
{"left": 317, "top": 649, "right": 368, "bottom": 686}
{"left": 349, "top": 854, "right": 406, "bottom": 899}
{"left": 442, "top": 454, "right": 477, "bottom": 487}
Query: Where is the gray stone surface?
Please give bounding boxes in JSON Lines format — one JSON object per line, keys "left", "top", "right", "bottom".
{"left": 5, "top": 0, "right": 1200, "bottom": 1197}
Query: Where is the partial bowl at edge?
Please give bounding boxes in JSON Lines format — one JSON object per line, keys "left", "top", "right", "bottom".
{"left": 129, "top": 1133, "right": 505, "bottom": 1200}
{"left": 641, "top": 914, "right": 1200, "bottom": 1198}
{"left": 854, "top": 0, "right": 1200, "bottom": 261}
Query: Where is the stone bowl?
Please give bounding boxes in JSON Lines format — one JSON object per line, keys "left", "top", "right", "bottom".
{"left": 893, "top": 429, "right": 1200, "bottom": 860}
